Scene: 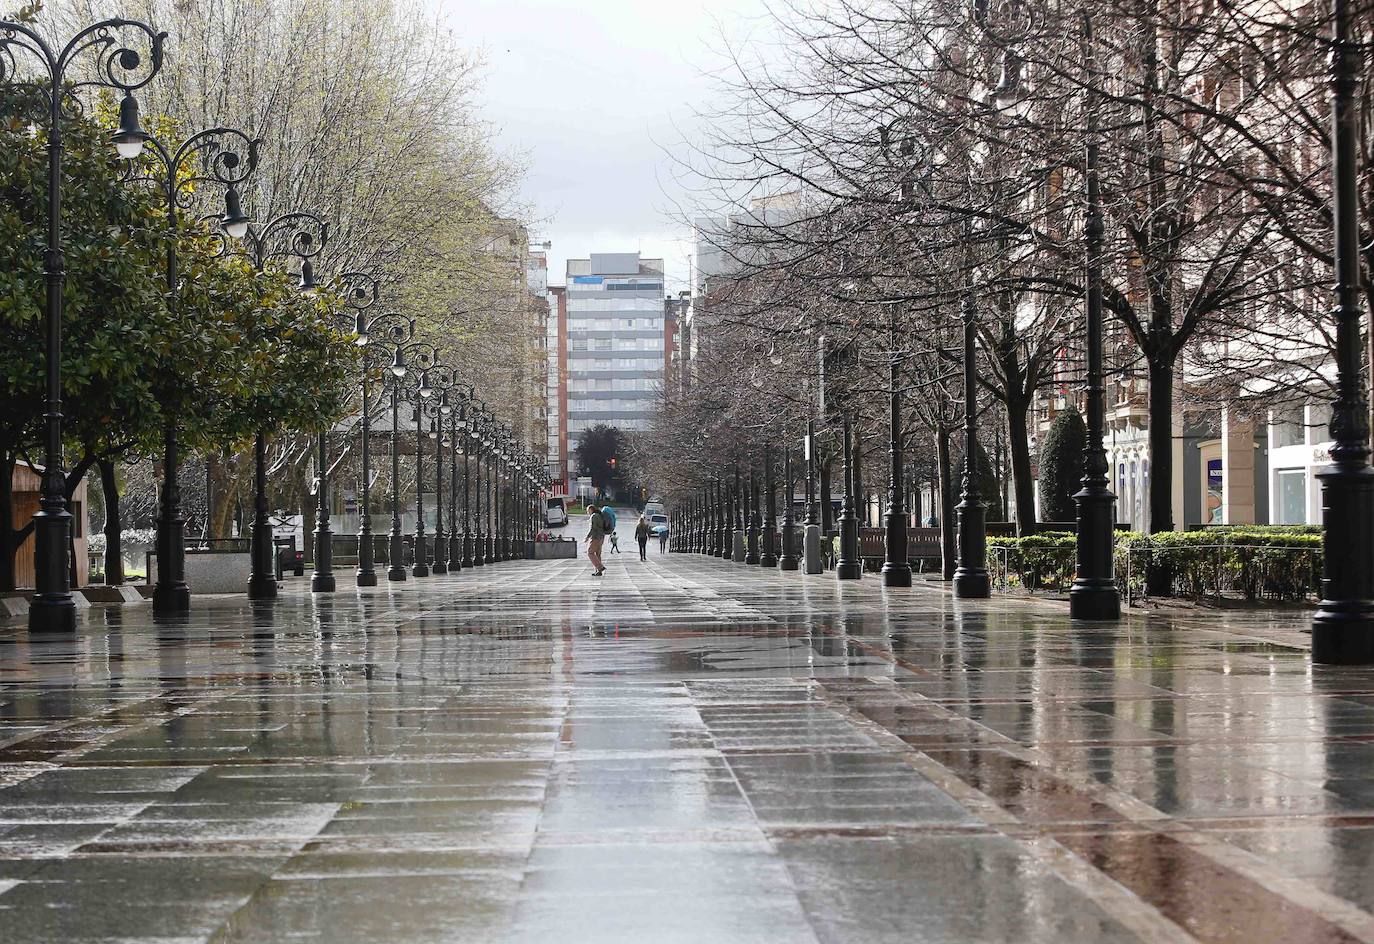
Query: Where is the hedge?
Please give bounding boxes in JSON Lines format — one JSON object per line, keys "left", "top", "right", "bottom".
{"left": 989, "top": 526, "right": 1323, "bottom": 602}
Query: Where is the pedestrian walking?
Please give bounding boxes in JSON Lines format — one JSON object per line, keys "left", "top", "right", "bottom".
{"left": 602, "top": 505, "right": 620, "bottom": 554}
{"left": 584, "top": 504, "right": 606, "bottom": 577}
{"left": 658, "top": 529, "right": 668, "bottom": 553}
{"left": 635, "top": 515, "right": 650, "bottom": 561}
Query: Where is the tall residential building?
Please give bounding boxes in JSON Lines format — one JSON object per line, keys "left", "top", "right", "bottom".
{"left": 548, "top": 252, "right": 666, "bottom": 488}
{"left": 546, "top": 284, "right": 567, "bottom": 491}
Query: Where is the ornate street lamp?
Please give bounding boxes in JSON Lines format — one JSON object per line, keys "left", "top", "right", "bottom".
{"left": 780, "top": 447, "right": 799, "bottom": 571}
{"left": 731, "top": 464, "right": 745, "bottom": 562}
{"left": 1, "top": 18, "right": 165, "bottom": 632}
{"left": 804, "top": 421, "right": 824, "bottom": 574}
{"left": 836, "top": 413, "right": 862, "bottom": 580}
{"left": 882, "top": 303, "right": 913, "bottom": 587}
{"left": 384, "top": 340, "right": 437, "bottom": 581}
{"left": 240, "top": 213, "right": 330, "bottom": 600}
{"left": 1069, "top": 13, "right": 1120, "bottom": 621}
{"left": 122, "top": 124, "right": 259, "bottom": 614}
{"left": 760, "top": 444, "right": 779, "bottom": 567}
{"left": 414, "top": 363, "right": 455, "bottom": 576}
{"left": 446, "top": 385, "right": 474, "bottom": 572}
{"left": 1313, "top": 0, "right": 1374, "bottom": 662}
{"left": 353, "top": 310, "right": 410, "bottom": 588}
{"left": 310, "top": 270, "right": 383, "bottom": 593}
{"left": 469, "top": 409, "right": 489, "bottom": 567}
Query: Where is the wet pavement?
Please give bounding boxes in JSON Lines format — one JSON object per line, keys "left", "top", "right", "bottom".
{"left": 2, "top": 551, "right": 1373, "bottom": 942}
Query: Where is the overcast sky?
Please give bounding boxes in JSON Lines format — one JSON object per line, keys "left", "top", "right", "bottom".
{"left": 435, "top": 0, "right": 771, "bottom": 293}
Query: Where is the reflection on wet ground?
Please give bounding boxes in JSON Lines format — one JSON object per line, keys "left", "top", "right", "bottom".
{"left": 2, "top": 554, "right": 1374, "bottom": 941}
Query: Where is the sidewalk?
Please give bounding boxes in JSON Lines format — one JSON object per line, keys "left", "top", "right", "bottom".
{"left": 0, "top": 554, "right": 1369, "bottom": 942}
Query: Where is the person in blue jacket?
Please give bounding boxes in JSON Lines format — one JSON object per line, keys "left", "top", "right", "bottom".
{"left": 601, "top": 505, "right": 620, "bottom": 553}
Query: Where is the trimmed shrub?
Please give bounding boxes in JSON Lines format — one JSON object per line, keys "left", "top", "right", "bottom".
{"left": 1037, "top": 408, "right": 1087, "bottom": 521}
{"left": 991, "top": 525, "right": 1323, "bottom": 601}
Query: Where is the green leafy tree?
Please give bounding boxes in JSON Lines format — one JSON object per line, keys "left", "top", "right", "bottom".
{"left": 0, "top": 90, "right": 359, "bottom": 589}
{"left": 1038, "top": 408, "right": 1087, "bottom": 524}
{"left": 575, "top": 424, "right": 629, "bottom": 500}
{"left": 0, "top": 86, "right": 170, "bottom": 589}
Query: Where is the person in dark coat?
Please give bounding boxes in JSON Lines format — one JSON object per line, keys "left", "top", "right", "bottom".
{"left": 634, "top": 515, "right": 650, "bottom": 561}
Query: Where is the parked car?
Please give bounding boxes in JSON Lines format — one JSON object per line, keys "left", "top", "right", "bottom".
{"left": 546, "top": 495, "right": 569, "bottom": 528}
{"left": 276, "top": 542, "right": 304, "bottom": 577}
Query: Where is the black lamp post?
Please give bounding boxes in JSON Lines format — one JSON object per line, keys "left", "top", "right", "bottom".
{"left": 804, "top": 419, "right": 824, "bottom": 574}
{"left": 745, "top": 464, "right": 761, "bottom": 565}
{"left": 732, "top": 464, "right": 745, "bottom": 562}
{"left": 882, "top": 303, "right": 913, "bottom": 588}
{"left": 412, "top": 369, "right": 442, "bottom": 578}
{"left": 124, "top": 125, "right": 259, "bottom": 614}
{"left": 1, "top": 18, "right": 165, "bottom": 632}
{"left": 1313, "top": 0, "right": 1374, "bottom": 663}
{"left": 470, "top": 411, "right": 488, "bottom": 566}
{"left": 836, "top": 413, "right": 862, "bottom": 579}
{"left": 311, "top": 271, "right": 382, "bottom": 594}
{"left": 462, "top": 403, "right": 480, "bottom": 568}
{"left": 384, "top": 341, "right": 437, "bottom": 581}
{"left": 352, "top": 312, "right": 410, "bottom": 588}
{"left": 418, "top": 364, "right": 455, "bottom": 575}
{"left": 241, "top": 213, "right": 330, "bottom": 600}
{"left": 1069, "top": 13, "right": 1120, "bottom": 621}
{"left": 780, "top": 448, "right": 799, "bottom": 570}
{"left": 761, "top": 444, "right": 779, "bottom": 567}
{"left": 955, "top": 0, "right": 1029, "bottom": 600}
{"left": 953, "top": 286, "right": 991, "bottom": 598}
{"left": 448, "top": 386, "right": 474, "bottom": 572}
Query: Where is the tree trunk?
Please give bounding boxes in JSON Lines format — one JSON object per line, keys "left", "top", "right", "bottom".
{"left": 1005, "top": 394, "right": 1037, "bottom": 534}
{"left": 936, "top": 424, "right": 956, "bottom": 580}
{"left": 1147, "top": 358, "right": 1175, "bottom": 533}
{"left": 99, "top": 458, "right": 123, "bottom": 586}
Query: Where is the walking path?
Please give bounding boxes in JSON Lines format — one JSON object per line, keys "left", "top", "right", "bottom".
{"left": 1, "top": 551, "right": 1371, "bottom": 942}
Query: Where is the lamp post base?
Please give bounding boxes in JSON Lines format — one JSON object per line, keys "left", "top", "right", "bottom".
{"left": 311, "top": 528, "right": 334, "bottom": 593}
{"left": 732, "top": 533, "right": 746, "bottom": 563}
{"left": 881, "top": 562, "right": 912, "bottom": 587}
{"left": 953, "top": 568, "right": 990, "bottom": 598}
{"left": 1312, "top": 462, "right": 1374, "bottom": 664}
{"left": 779, "top": 525, "right": 799, "bottom": 571}
{"left": 247, "top": 575, "right": 278, "bottom": 600}
{"left": 357, "top": 526, "right": 377, "bottom": 587}
{"left": 803, "top": 524, "right": 823, "bottom": 574}
{"left": 28, "top": 595, "right": 77, "bottom": 633}
{"left": 837, "top": 518, "right": 860, "bottom": 580}
{"left": 1069, "top": 579, "right": 1120, "bottom": 620}
{"left": 387, "top": 532, "right": 407, "bottom": 582}
{"left": 760, "top": 543, "right": 778, "bottom": 568}
{"left": 152, "top": 584, "right": 191, "bottom": 614}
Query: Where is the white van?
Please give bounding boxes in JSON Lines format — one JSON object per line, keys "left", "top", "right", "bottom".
{"left": 545, "top": 495, "right": 569, "bottom": 528}
{"left": 643, "top": 500, "right": 666, "bottom": 519}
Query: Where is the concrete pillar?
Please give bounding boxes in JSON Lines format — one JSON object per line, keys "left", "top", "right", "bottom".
{"left": 1221, "top": 408, "right": 1256, "bottom": 524}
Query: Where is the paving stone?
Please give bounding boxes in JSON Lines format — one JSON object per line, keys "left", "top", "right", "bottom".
{"left": 0, "top": 553, "right": 1369, "bottom": 941}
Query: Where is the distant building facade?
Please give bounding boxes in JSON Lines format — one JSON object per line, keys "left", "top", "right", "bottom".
{"left": 544, "top": 252, "right": 667, "bottom": 487}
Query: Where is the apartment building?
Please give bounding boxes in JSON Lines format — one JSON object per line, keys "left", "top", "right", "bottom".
{"left": 546, "top": 252, "right": 668, "bottom": 487}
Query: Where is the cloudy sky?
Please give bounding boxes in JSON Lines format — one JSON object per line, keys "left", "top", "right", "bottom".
{"left": 435, "top": 0, "right": 771, "bottom": 293}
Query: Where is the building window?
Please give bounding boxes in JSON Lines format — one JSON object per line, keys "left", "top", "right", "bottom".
{"left": 1272, "top": 406, "right": 1304, "bottom": 448}
{"left": 1276, "top": 469, "right": 1307, "bottom": 524}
